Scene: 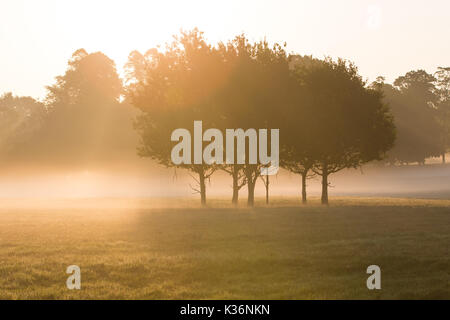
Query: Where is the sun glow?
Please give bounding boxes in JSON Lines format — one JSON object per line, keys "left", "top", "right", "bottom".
{"left": 1, "top": 0, "right": 449, "bottom": 99}
{"left": 51, "top": 0, "right": 229, "bottom": 70}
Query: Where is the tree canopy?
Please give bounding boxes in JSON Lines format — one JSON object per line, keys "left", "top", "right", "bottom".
{"left": 283, "top": 57, "right": 396, "bottom": 204}
{"left": 35, "top": 49, "right": 136, "bottom": 164}
{"left": 376, "top": 70, "right": 446, "bottom": 164}
{"left": 0, "top": 92, "right": 45, "bottom": 158}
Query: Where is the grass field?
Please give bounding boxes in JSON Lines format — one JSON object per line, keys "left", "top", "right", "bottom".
{"left": 0, "top": 197, "right": 449, "bottom": 300}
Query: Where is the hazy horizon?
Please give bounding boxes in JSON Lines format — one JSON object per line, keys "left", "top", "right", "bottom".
{"left": 1, "top": 162, "right": 449, "bottom": 200}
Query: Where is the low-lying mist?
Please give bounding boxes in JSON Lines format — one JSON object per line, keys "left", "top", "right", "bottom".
{"left": 1, "top": 161, "right": 449, "bottom": 201}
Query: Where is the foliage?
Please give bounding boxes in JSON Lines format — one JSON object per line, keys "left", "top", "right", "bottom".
{"left": 376, "top": 70, "right": 446, "bottom": 164}
{"left": 284, "top": 57, "right": 396, "bottom": 204}
{"left": 0, "top": 92, "right": 45, "bottom": 156}
{"left": 35, "top": 49, "right": 136, "bottom": 163}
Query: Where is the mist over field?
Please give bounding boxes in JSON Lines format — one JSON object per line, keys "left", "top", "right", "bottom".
{"left": 1, "top": 161, "right": 449, "bottom": 200}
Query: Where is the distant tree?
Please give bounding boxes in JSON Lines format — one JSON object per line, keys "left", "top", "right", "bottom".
{"left": 46, "top": 49, "right": 122, "bottom": 108}
{"left": 394, "top": 70, "right": 437, "bottom": 102}
{"left": 434, "top": 67, "right": 450, "bottom": 163}
{"left": 435, "top": 67, "right": 450, "bottom": 101}
{"left": 379, "top": 70, "right": 442, "bottom": 164}
{"left": 297, "top": 58, "right": 395, "bottom": 205}
{"left": 0, "top": 93, "right": 45, "bottom": 158}
{"left": 39, "top": 49, "right": 132, "bottom": 164}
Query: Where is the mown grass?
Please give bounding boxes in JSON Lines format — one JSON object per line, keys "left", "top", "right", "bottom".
{"left": 0, "top": 197, "right": 448, "bottom": 299}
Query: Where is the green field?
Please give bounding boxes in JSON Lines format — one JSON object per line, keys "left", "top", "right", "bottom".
{"left": 0, "top": 197, "right": 449, "bottom": 299}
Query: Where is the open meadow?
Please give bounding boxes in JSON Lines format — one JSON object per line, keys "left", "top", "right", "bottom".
{"left": 0, "top": 197, "right": 448, "bottom": 300}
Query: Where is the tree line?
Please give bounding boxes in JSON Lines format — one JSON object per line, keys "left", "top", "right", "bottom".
{"left": 1, "top": 30, "right": 449, "bottom": 206}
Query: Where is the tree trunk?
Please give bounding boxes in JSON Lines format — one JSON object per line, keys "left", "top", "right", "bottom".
{"left": 247, "top": 180, "right": 255, "bottom": 207}
{"left": 443, "top": 153, "right": 446, "bottom": 164}
{"left": 301, "top": 171, "right": 307, "bottom": 204}
{"left": 321, "top": 166, "right": 329, "bottom": 206}
{"left": 199, "top": 171, "right": 206, "bottom": 206}
{"left": 232, "top": 167, "right": 239, "bottom": 205}
{"left": 265, "top": 175, "right": 269, "bottom": 205}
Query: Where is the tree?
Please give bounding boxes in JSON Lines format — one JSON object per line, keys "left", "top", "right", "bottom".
{"left": 221, "top": 164, "right": 247, "bottom": 205}
{"left": 281, "top": 149, "right": 315, "bottom": 204}
{"left": 39, "top": 49, "right": 129, "bottom": 164}
{"left": 296, "top": 58, "right": 395, "bottom": 205}
{"left": 434, "top": 67, "right": 450, "bottom": 163}
{"left": 214, "top": 36, "right": 291, "bottom": 207}
{"left": 280, "top": 55, "right": 318, "bottom": 204}
{"left": 47, "top": 49, "right": 122, "bottom": 106}
{"left": 126, "top": 29, "right": 226, "bottom": 205}
{"left": 0, "top": 93, "right": 45, "bottom": 159}
{"left": 128, "top": 33, "right": 290, "bottom": 207}
{"left": 379, "top": 70, "right": 442, "bottom": 164}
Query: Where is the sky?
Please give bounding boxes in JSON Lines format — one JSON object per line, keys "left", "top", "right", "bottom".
{"left": 0, "top": 0, "right": 449, "bottom": 100}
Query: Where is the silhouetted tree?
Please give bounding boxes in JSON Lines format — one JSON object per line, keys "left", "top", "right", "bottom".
{"left": 221, "top": 164, "right": 246, "bottom": 205}
{"left": 127, "top": 31, "right": 395, "bottom": 207}
{"left": 280, "top": 55, "right": 318, "bottom": 204}
{"left": 281, "top": 151, "right": 315, "bottom": 204}
{"left": 126, "top": 30, "right": 226, "bottom": 205}
{"left": 215, "top": 36, "right": 291, "bottom": 206}
{"left": 297, "top": 58, "right": 395, "bottom": 205}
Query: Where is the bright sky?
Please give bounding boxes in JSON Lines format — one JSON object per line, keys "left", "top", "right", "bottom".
{"left": 1, "top": 0, "right": 449, "bottom": 99}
